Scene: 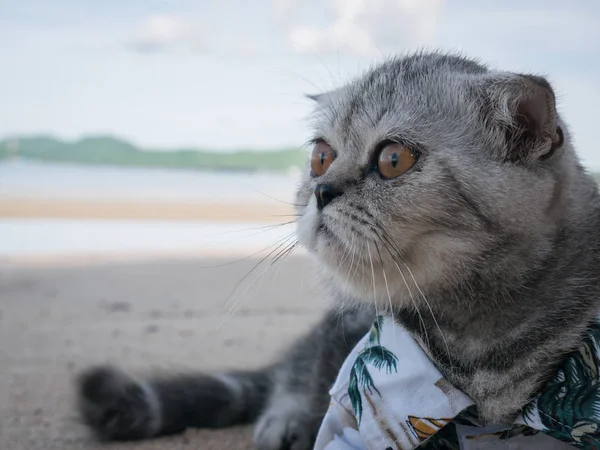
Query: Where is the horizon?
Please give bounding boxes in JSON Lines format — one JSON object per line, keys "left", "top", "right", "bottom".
{"left": 1, "top": 1, "right": 599, "bottom": 168}
{"left": 0, "top": 133, "right": 306, "bottom": 152}
{"left": 3, "top": 133, "right": 600, "bottom": 173}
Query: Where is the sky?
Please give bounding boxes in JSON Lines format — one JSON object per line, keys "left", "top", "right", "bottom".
{"left": 1, "top": 0, "right": 599, "bottom": 168}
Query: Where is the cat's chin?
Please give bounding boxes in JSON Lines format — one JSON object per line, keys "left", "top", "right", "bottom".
{"left": 296, "top": 197, "right": 321, "bottom": 250}
{"left": 296, "top": 197, "right": 414, "bottom": 304}
{"left": 311, "top": 245, "right": 405, "bottom": 308}
{"left": 297, "top": 198, "right": 356, "bottom": 258}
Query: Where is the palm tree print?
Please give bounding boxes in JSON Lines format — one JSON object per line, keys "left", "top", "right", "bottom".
{"left": 523, "top": 322, "right": 600, "bottom": 448}
{"left": 348, "top": 316, "right": 399, "bottom": 423}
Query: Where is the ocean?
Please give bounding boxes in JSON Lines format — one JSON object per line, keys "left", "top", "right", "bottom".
{"left": 0, "top": 159, "right": 300, "bottom": 201}
{"left": 0, "top": 160, "right": 300, "bottom": 257}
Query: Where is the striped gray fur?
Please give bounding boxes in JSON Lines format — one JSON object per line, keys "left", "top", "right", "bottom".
{"left": 77, "top": 52, "right": 600, "bottom": 449}
{"left": 77, "top": 306, "right": 372, "bottom": 448}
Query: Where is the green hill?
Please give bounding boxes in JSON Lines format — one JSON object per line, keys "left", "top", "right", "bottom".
{"left": 2, "top": 136, "right": 599, "bottom": 180}
{"left": 0, "top": 136, "right": 308, "bottom": 173}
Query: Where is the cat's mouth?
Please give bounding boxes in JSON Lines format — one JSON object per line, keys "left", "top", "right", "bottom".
{"left": 298, "top": 197, "right": 367, "bottom": 258}
{"left": 297, "top": 205, "right": 414, "bottom": 302}
{"left": 296, "top": 196, "right": 389, "bottom": 280}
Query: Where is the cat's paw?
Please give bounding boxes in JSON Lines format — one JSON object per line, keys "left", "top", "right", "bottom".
{"left": 77, "top": 365, "right": 161, "bottom": 441}
{"left": 253, "top": 411, "right": 316, "bottom": 450}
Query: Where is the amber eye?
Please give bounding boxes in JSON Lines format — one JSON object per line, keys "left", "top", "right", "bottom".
{"left": 377, "top": 143, "right": 418, "bottom": 179}
{"left": 310, "top": 141, "right": 336, "bottom": 177}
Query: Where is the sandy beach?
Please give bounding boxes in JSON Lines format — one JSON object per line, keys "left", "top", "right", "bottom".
{"left": 0, "top": 254, "right": 324, "bottom": 449}
{"left": 0, "top": 161, "right": 313, "bottom": 449}
{"left": 0, "top": 198, "right": 295, "bottom": 223}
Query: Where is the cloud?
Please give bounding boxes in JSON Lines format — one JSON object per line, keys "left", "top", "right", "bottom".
{"left": 272, "top": 0, "right": 297, "bottom": 22}
{"left": 125, "top": 14, "right": 207, "bottom": 54}
{"left": 281, "top": 0, "right": 444, "bottom": 57}
{"left": 123, "top": 13, "right": 265, "bottom": 58}
{"left": 440, "top": 9, "right": 600, "bottom": 56}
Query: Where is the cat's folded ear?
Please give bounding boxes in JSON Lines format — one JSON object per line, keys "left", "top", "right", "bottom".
{"left": 480, "top": 73, "right": 564, "bottom": 163}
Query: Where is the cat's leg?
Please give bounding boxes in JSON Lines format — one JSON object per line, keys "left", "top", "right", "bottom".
{"left": 253, "top": 306, "right": 372, "bottom": 450}
{"left": 76, "top": 306, "right": 372, "bottom": 449}
{"left": 253, "top": 386, "right": 322, "bottom": 450}
{"left": 77, "top": 364, "right": 273, "bottom": 441}
{"left": 252, "top": 350, "right": 329, "bottom": 450}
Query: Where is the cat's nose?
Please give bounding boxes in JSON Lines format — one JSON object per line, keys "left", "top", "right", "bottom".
{"left": 314, "top": 184, "right": 342, "bottom": 211}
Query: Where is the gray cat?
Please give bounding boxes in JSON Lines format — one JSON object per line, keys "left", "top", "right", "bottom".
{"left": 76, "top": 52, "right": 600, "bottom": 450}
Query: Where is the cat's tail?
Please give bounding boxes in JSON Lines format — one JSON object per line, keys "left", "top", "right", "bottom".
{"left": 77, "top": 364, "right": 272, "bottom": 441}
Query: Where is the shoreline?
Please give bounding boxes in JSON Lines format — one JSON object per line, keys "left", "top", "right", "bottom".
{"left": 0, "top": 197, "right": 295, "bottom": 223}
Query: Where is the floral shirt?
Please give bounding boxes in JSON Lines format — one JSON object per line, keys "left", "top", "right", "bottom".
{"left": 313, "top": 316, "right": 600, "bottom": 450}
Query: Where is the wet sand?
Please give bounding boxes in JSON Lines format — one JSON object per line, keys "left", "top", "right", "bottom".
{"left": 0, "top": 254, "right": 324, "bottom": 449}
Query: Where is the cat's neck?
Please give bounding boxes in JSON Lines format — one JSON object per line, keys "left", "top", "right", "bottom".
{"left": 399, "top": 228, "right": 599, "bottom": 365}
{"left": 391, "top": 199, "right": 600, "bottom": 422}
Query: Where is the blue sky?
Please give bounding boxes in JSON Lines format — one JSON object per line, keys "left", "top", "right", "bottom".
{"left": 1, "top": 1, "right": 599, "bottom": 168}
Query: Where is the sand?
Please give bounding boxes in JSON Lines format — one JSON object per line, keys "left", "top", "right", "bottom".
{"left": 0, "top": 198, "right": 295, "bottom": 223}
{"left": 0, "top": 254, "right": 324, "bottom": 450}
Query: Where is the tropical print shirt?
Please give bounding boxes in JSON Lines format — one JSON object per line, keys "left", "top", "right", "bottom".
{"left": 313, "top": 315, "right": 600, "bottom": 450}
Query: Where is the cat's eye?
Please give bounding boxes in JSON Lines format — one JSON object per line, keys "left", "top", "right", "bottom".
{"left": 378, "top": 143, "right": 418, "bottom": 179}
{"left": 310, "top": 142, "right": 336, "bottom": 177}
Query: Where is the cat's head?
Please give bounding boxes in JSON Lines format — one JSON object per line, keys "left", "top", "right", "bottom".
{"left": 295, "top": 52, "right": 573, "bottom": 309}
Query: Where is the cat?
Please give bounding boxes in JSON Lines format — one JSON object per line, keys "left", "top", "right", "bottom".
{"left": 76, "top": 52, "right": 600, "bottom": 450}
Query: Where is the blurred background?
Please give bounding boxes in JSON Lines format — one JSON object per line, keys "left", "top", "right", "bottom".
{"left": 0, "top": 1, "right": 599, "bottom": 449}
{"left": 1, "top": 0, "right": 599, "bottom": 259}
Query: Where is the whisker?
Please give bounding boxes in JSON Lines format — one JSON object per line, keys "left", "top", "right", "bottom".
{"left": 281, "top": 242, "right": 299, "bottom": 262}
{"left": 217, "top": 234, "right": 298, "bottom": 329}
{"left": 266, "top": 240, "right": 298, "bottom": 292}
{"left": 373, "top": 241, "right": 394, "bottom": 316}
{"left": 366, "top": 241, "right": 380, "bottom": 320}
{"left": 271, "top": 240, "right": 299, "bottom": 265}
{"left": 375, "top": 230, "right": 431, "bottom": 350}
{"left": 197, "top": 221, "right": 298, "bottom": 269}
{"left": 346, "top": 232, "right": 357, "bottom": 279}
{"left": 223, "top": 246, "right": 283, "bottom": 323}
{"left": 337, "top": 231, "right": 354, "bottom": 271}
{"left": 217, "top": 220, "right": 298, "bottom": 235}
{"left": 374, "top": 240, "right": 397, "bottom": 348}
{"left": 349, "top": 235, "right": 363, "bottom": 283}
{"left": 253, "top": 190, "right": 307, "bottom": 208}
{"left": 403, "top": 261, "right": 454, "bottom": 373}
{"left": 221, "top": 232, "right": 297, "bottom": 311}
